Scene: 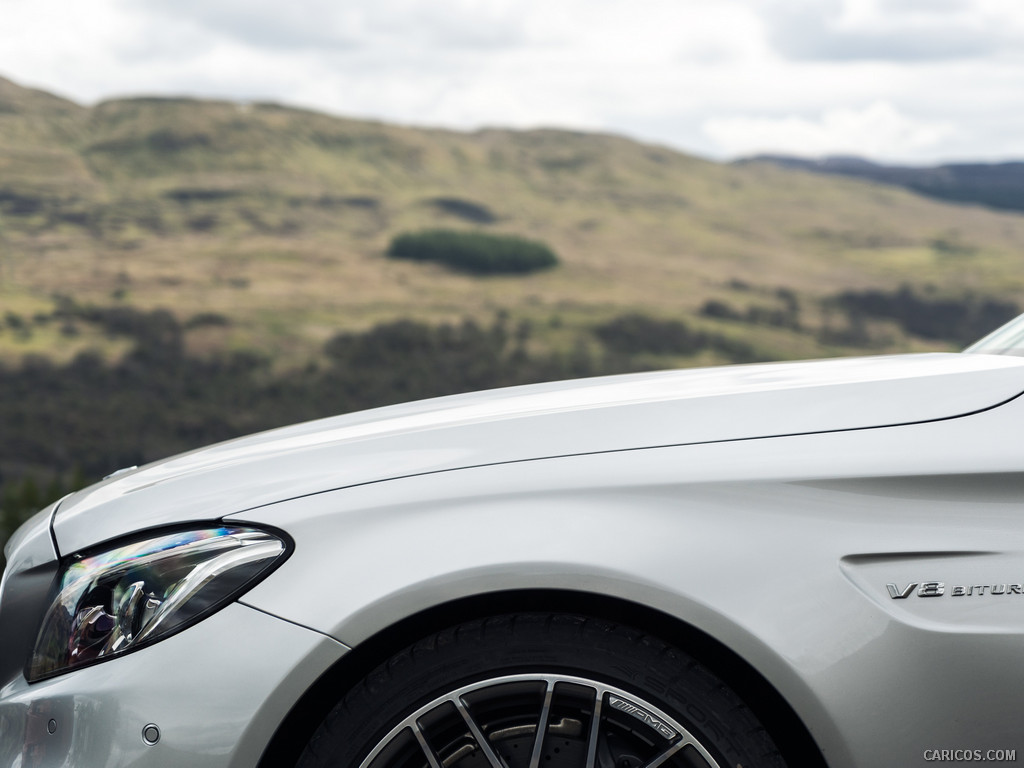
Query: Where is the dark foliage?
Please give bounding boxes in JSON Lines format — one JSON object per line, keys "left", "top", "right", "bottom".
{"left": 321, "top": 318, "right": 599, "bottom": 406}
{"left": 308, "top": 195, "right": 380, "bottom": 210}
{"left": 53, "top": 299, "right": 185, "bottom": 351}
{"left": 699, "top": 300, "right": 742, "bottom": 321}
{"left": 165, "top": 188, "right": 241, "bottom": 203}
{"left": 187, "top": 213, "right": 219, "bottom": 232}
{"left": 4, "top": 312, "right": 26, "bottom": 331}
{"left": 594, "top": 314, "right": 761, "bottom": 362}
{"left": 0, "top": 188, "right": 48, "bottom": 215}
{"left": 425, "top": 197, "right": 498, "bottom": 224}
{"left": 185, "top": 312, "right": 231, "bottom": 329}
{"left": 831, "top": 285, "right": 1019, "bottom": 344}
{"left": 146, "top": 128, "right": 213, "bottom": 153}
{"left": 387, "top": 229, "right": 558, "bottom": 275}
{"left": 700, "top": 290, "right": 801, "bottom": 330}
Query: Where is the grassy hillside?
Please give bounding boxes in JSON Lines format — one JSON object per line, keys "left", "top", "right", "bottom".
{"left": 4, "top": 74, "right": 1024, "bottom": 375}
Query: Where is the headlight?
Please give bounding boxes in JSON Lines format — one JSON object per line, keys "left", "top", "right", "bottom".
{"left": 28, "top": 525, "right": 288, "bottom": 682}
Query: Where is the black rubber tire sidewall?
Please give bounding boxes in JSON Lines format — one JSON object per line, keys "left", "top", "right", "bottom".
{"left": 297, "top": 613, "right": 787, "bottom": 768}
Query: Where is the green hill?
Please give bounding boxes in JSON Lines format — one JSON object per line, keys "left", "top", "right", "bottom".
{"left": 4, "top": 74, "right": 1024, "bottom": 372}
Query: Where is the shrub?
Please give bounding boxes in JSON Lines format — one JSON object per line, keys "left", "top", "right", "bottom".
{"left": 832, "top": 285, "right": 1018, "bottom": 345}
{"left": 387, "top": 229, "right": 558, "bottom": 275}
{"left": 699, "top": 300, "right": 743, "bottom": 321}
{"left": 594, "top": 313, "right": 761, "bottom": 363}
{"left": 425, "top": 197, "right": 497, "bottom": 224}
{"left": 700, "top": 291, "right": 801, "bottom": 330}
{"left": 185, "top": 312, "right": 231, "bottom": 329}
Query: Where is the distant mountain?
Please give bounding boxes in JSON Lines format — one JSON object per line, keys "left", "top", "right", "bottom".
{"left": 741, "top": 154, "right": 1024, "bottom": 214}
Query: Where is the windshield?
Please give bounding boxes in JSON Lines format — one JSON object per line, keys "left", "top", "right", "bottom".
{"left": 965, "top": 313, "right": 1024, "bottom": 357}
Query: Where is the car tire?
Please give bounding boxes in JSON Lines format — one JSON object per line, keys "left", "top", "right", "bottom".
{"left": 296, "top": 613, "right": 788, "bottom": 768}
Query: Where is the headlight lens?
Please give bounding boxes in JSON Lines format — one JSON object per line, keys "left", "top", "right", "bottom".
{"left": 28, "top": 526, "right": 287, "bottom": 682}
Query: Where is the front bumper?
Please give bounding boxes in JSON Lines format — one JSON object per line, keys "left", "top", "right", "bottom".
{"left": 0, "top": 600, "right": 346, "bottom": 768}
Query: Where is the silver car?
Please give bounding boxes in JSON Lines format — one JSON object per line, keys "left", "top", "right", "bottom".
{"left": 5, "top": 316, "right": 1024, "bottom": 768}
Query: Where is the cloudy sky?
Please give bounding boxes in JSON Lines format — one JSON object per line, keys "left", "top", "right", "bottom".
{"left": 2, "top": 0, "right": 1023, "bottom": 163}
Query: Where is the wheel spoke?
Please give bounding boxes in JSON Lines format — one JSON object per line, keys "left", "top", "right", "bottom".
{"left": 455, "top": 696, "right": 506, "bottom": 768}
{"left": 677, "top": 737, "right": 724, "bottom": 768}
{"left": 528, "top": 679, "right": 555, "bottom": 768}
{"left": 641, "top": 740, "right": 686, "bottom": 768}
{"left": 583, "top": 688, "right": 603, "bottom": 768}
{"left": 410, "top": 723, "right": 445, "bottom": 768}
{"left": 359, "top": 674, "right": 728, "bottom": 768}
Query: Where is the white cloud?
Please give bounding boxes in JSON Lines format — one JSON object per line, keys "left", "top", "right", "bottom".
{"left": 702, "top": 102, "right": 955, "bottom": 160}
{"left": 1, "top": 0, "right": 1024, "bottom": 162}
{"left": 132, "top": 0, "right": 532, "bottom": 52}
{"left": 755, "top": 0, "right": 1022, "bottom": 61}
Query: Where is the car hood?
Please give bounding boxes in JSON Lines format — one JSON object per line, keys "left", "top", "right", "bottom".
{"left": 53, "top": 352, "right": 1024, "bottom": 554}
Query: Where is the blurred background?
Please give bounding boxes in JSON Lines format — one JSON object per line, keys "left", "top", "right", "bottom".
{"left": 2, "top": 0, "right": 1024, "bottom": 559}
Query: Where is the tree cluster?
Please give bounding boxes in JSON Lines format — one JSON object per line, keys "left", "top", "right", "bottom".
{"left": 387, "top": 229, "right": 559, "bottom": 275}
{"left": 831, "top": 285, "right": 1018, "bottom": 345}
{"left": 594, "top": 314, "right": 761, "bottom": 362}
